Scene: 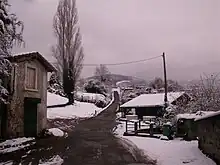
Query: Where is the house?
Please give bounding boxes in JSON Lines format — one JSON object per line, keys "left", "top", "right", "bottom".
{"left": 120, "top": 92, "right": 190, "bottom": 120}
{"left": 0, "top": 52, "right": 55, "bottom": 138}
{"left": 194, "top": 111, "right": 220, "bottom": 165}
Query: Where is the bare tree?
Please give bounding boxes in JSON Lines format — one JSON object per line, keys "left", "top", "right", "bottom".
{"left": 52, "top": 0, "right": 84, "bottom": 104}
{"left": 94, "top": 64, "right": 110, "bottom": 82}
{"left": 0, "top": 0, "right": 24, "bottom": 103}
{"left": 172, "top": 74, "right": 220, "bottom": 114}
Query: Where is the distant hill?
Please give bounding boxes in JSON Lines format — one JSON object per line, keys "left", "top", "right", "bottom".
{"left": 86, "top": 74, "right": 147, "bottom": 85}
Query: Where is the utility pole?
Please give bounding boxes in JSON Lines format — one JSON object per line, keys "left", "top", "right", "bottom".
{"left": 162, "top": 52, "right": 168, "bottom": 106}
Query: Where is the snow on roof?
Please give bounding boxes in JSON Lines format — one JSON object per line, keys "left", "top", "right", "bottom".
{"left": 195, "top": 110, "right": 220, "bottom": 121}
{"left": 120, "top": 92, "right": 185, "bottom": 108}
{"left": 177, "top": 111, "right": 216, "bottom": 120}
{"left": 9, "top": 51, "right": 56, "bottom": 72}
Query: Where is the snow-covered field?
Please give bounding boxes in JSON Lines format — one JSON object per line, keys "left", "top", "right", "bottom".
{"left": 115, "top": 121, "right": 216, "bottom": 165}
{"left": 47, "top": 92, "right": 102, "bottom": 119}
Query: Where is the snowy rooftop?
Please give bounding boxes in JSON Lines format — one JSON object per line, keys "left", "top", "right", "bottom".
{"left": 176, "top": 111, "right": 216, "bottom": 120}
{"left": 120, "top": 92, "right": 185, "bottom": 108}
{"left": 195, "top": 110, "right": 220, "bottom": 121}
{"left": 9, "top": 51, "right": 56, "bottom": 72}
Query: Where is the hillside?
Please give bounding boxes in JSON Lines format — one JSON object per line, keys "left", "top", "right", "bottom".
{"left": 86, "top": 74, "right": 147, "bottom": 85}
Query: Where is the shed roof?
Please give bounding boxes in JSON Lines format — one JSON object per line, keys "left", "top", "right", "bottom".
{"left": 120, "top": 92, "right": 185, "bottom": 108}
{"left": 176, "top": 111, "right": 216, "bottom": 120}
{"left": 8, "top": 51, "right": 56, "bottom": 72}
{"left": 194, "top": 110, "right": 220, "bottom": 121}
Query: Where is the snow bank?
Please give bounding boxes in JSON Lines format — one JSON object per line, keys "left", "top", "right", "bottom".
{"left": 0, "top": 137, "right": 35, "bottom": 154}
{"left": 47, "top": 92, "right": 102, "bottom": 119}
{"left": 47, "top": 92, "right": 68, "bottom": 105}
{"left": 115, "top": 122, "right": 216, "bottom": 165}
{"left": 112, "top": 87, "right": 121, "bottom": 95}
{"left": 48, "top": 128, "right": 64, "bottom": 137}
{"left": 39, "top": 155, "right": 64, "bottom": 165}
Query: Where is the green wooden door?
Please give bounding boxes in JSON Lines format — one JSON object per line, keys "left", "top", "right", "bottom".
{"left": 24, "top": 98, "right": 41, "bottom": 137}
{"left": 0, "top": 103, "right": 7, "bottom": 139}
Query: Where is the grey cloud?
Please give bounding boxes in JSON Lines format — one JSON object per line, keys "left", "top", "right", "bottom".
{"left": 10, "top": 0, "right": 220, "bottom": 81}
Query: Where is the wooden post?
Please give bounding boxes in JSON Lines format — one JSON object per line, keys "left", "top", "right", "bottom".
{"left": 162, "top": 52, "right": 168, "bottom": 107}
{"left": 150, "top": 123, "right": 154, "bottom": 136}
{"left": 125, "top": 120, "right": 128, "bottom": 132}
{"left": 139, "top": 120, "right": 141, "bottom": 129}
{"left": 134, "top": 122, "right": 138, "bottom": 135}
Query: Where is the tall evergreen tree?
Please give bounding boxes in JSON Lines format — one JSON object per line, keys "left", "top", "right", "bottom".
{"left": 0, "top": 0, "right": 23, "bottom": 103}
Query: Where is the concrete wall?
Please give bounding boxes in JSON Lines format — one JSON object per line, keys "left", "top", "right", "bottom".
{"left": 7, "top": 59, "right": 48, "bottom": 137}
{"left": 196, "top": 115, "right": 220, "bottom": 165}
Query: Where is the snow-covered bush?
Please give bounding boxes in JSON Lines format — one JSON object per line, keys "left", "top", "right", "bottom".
{"left": 47, "top": 72, "right": 66, "bottom": 97}
{"left": 177, "top": 74, "right": 220, "bottom": 113}
{"left": 75, "top": 92, "right": 110, "bottom": 108}
{"left": 84, "top": 79, "right": 107, "bottom": 96}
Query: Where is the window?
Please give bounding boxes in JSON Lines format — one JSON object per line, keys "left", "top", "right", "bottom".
{"left": 25, "top": 64, "right": 37, "bottom": 90}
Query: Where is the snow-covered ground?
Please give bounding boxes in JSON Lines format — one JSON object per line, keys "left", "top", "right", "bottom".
{"left": 47, "top": 92, "right": 102, "bottom": 119}
{"left": 115, "top": 121, "right": 216, "bottom": 165}
{"left": 0, "top": 137, "right": 35, "bottom": 154}
{"left": 39, "top": 155, "right": 64, "bottom": 165}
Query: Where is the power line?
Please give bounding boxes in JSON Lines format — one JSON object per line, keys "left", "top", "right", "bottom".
{"left": 83, "top": 55, "right": 162, "bottom": 66}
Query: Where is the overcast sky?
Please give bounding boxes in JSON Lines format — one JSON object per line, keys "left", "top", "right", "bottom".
{"left": 10, "top": 0, "right": 220, "bottom": 81}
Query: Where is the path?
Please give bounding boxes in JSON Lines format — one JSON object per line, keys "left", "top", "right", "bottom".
{"left": 0, "top": 91, "right": 155, "bottom": 165}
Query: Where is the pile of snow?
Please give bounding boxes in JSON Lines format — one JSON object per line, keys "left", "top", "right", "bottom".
{"left": 39, "top": 155, "right": 64, "bottom": 165}
{"left": 115, "top": 122, "right": 216, "bottom": 165}
{"left": 0, "top": 161, "right": 14, "bottom": 165}
{"left": 0, "top": 137, "right": 35, "bottom": 154}
{"left": 47, "top": 92, "right": 102, "bottom": 119}
{"left": 47, "top": 128, "right": 64, "bottom": 137}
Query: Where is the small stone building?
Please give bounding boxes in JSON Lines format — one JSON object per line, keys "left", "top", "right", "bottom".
{"left": 195, "top": 111, "right": 220, "bottom": 165}
{"left": 0, "top": 52, "right": 55, "bottom": 138}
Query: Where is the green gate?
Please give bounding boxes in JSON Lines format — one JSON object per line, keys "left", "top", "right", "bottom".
{"left": 24, "top": 97, "right": 41, "bottom": 137}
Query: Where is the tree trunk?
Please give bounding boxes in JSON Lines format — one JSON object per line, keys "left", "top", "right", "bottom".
{"left": 67, "top": 93, "right": 74, "bottom": 104}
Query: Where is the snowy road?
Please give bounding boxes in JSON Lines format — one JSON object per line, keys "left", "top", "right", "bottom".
{"left": 0, "top": 91, "right": 154, "bottom": 165}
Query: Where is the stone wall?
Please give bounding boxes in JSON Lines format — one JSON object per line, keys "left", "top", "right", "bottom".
{"left": 196, "top": 114, "right": 220, "bottom": 165}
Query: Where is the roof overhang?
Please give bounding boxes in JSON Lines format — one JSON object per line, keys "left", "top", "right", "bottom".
{"left": 120, "top": 104, "right": 164, "bottom": 108}
{"left": 7, "top": 51, "right": 56, "bottom": 72}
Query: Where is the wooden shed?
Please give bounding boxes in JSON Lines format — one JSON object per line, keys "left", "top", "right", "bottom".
{"left": 0, "top": 52, "right": 55, "bottom": 138}
{"left": 120, "top": 92, "right": 190, "bottom": 120}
